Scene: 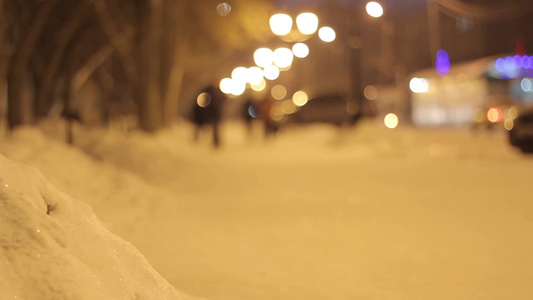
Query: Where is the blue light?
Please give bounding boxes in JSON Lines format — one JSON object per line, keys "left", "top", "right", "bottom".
{"left": 521, "top": 55, "right": 531, "bottom": 69}
{"left": 495, "top": 58, "right": 505, "bottom": 72}
{"left": 435, "top": 49, "right": 450, "bottom": 76}
{"left": 493, "top": 55, "right": 533, "bottom": 79}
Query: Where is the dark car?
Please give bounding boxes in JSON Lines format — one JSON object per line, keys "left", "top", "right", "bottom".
{"left": 288, "top": 94, "right": 360, "bottom": 126}
{"left": 508, "top": 107, "right": 533, "bottom": 153}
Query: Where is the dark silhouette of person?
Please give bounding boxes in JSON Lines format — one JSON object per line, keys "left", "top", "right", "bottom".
{"left": 241, "top": 97, "right": 257, "bottom": 135}
{"left": 257, "top": 96, "right": 278, "bottom": 138}
{"left": 190, "top": 84, "right": 225, "bottom": 148}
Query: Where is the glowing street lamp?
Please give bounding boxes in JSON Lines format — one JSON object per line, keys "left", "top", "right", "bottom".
{"left": 251, "top": 79, "right": 266, "bottom": 91}
{"left": 270, "top": 14, "right": 293, "bottom": 36}
{"left": 366, "top": 2, "right": 384, "bottom": 18}
{"left": 273, "top": 47, "right": 294, "bottom": 69}
{"left": 219, "top": 78, "right": 233, "bottom": 94}
{"left": 254, "top": 48, "right": 274, "bottom": 68}
{"left": 296, "top": 12, "right": 319, "bottom": 35}
{"left": 292, "top": 90, "right": 308, "bottom": 106}
{"left": 318, "top": 26, "right": 336, "bottom": 42}
{"left": 247, "top": 67, "right": 264, "bottom": 85}
{"left": 263, "top": 65, "right": 280, "bottom": 80}
{"left": 231, "top": 67, "right": 248, "bottom": 82}
{"left": 409, "top": 77, "right": 429, "bottom": 93}
{"left": 292, "top": 43, "right": 309, "bottom": 58}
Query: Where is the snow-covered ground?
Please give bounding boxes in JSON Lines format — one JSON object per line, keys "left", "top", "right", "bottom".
{"left": 2, "top": 118, "right": 533, "bottom": 299}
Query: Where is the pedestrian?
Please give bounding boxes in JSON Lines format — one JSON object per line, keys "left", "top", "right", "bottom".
{"left": 257, "top": 96, "right": 279, "bottom": 138}
{"left": 190, "top": 84, "right": 225, "bottom": 148}
{"left": 241, "top": 97, "right": 257, "bottom": 135}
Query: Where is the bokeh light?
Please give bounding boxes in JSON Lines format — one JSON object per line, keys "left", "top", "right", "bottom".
{"left": 196, "top": 92, "right": 211, "bottom": 107}
{"left": 487, "top": 107, "right": 503, "bottom": 123}
{"left": 271, "top": 85, "right": 287, "bottom": 100}
{"left": 521, "top": 78, "right": 532, "bottom": 92}
{"left": 364, "top": 85, "right": 378, "bottom": 100}
{"left": 292, "top": 43, "right": 309, "bottom": 58}
{"left": 273, "top": 47, "right": 294, "bottom": 69}
{"left": 219, "top": 78, "right": 233, "bottom": 94}
{"left": 292, "top": 90, "right": 308, "bottom": 106}
{"left": 318, "top": 27, "right": 336, "bottom": 42}
{"left": 435, "top": 49, "right": 450, "bottom": 76}
{"left": 504, "top": 118, "right": 514, "bottom": 130}
{"left": 270, "top": 105, "right": 285, "bottom": 122}
{"left": 409, "top": 77, "right": 429, "bottom": 93}
{"left": 508, "top": 106, "right": 519, "bottom": 119}
{"left": 216, "top": 3, "right": 231, "bottom": 16}
{"left": 231, "top": 67, "right": 248, "bottom": 82}
{"left": 270, "top": 14, "right": 293, "bottom": 36}
{"left": 296, "top": 12, "right": 319, "bottom": 35}
{"left": 281, "top": 100, "right": 297, "bottom": 114}
{"left": 384, "top": 113, "right": 399, "bottom": 129}
{"left": 251, "top": 79, "right": 266, "bottom": 91}
{"left": 230, "top": 80, "right": 246, "bottom": 96}
{"left": 247, "top": 67, "right": 264, "bottom": 85}
{"left": 263, "top": 65, "right": 280, "bottom": 80}
{"left": 366, "top": 2, "right": 384, "bottom": 18}
{"left": 254, "top": 48, "right": 274, "bottom": 68}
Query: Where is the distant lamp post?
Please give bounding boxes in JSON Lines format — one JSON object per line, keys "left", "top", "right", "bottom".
{"left": 366, "top": 2, "right": 384, "bottom": 18}
{"left": 296, "top": 12, "right": 319, "bottom": 35}
{"left": 292, "top": 43, "right": 309, "bottom": 58}
{"left": 409, "top": 77, "right": 429, "bottom": 93}
{"left": 254, "top": 48, "right": 274, "bottom": 68}
{"left": 292, "top": 90, "right": 309, "bottom": 107}
{"left": 231, "top": 66, "right": 248, "bottom": 82}
{"left": 270, "top": 14, "right": 293, "bottom": 36}
{"left": 273, "top": 47, "right": 294, "bottom": 69}
{"left": 263, "top": 65, "right": 280, "bottom": 80}
{"left": 247, "top": 67, "right": 264, "bottom": 85}
{"left": 318, "top": 26, "right": 336, "bottom": 42}
{"left": 219, "top": 78, "right": 233, "bottom": 94}
{"left": 251, "top": 79, "right": 267, "bottom": 92}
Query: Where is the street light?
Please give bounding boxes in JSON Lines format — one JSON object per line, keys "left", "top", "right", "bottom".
{"left": 247, "top": 67, "right": 264, "bottom": 85}
{"left": 318, "top": 26, "right": 336, "bottom": 42}
{"left": 270, "top": 14, "right": 293, "bottom": 36}
{"left": 292, "top": 90, "right": 309, "bottom": 106}
{"left": 296, "top": 12, "right": 319, "bottom": 35}
{"left": 273, "top": 47, "right": 294, "bottom": 69}
{"left": 366, "top": 2, "right": 384, "bottom": 18}
{"left": 231, "top": 67, "right": 248, "bottom": 82}
{"left": 263, "top": 65, "right": 280, "bottom": 80}
{"left": 254, "top": 48, "right": 274, "bottom": 68}
{"left": 292, "top": 43, "right": 309, "bottom": 58}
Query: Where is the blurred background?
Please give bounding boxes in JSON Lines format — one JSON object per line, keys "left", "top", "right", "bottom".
{"left": 0, "top": 0, "right": 532, "bottom": 138}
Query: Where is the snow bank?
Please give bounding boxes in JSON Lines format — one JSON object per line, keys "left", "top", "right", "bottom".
{"left": 0, "top": 154, "right": 182, "bottom": 299}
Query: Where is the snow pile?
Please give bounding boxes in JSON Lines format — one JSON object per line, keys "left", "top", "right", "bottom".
{"left": 0, "top": 153, "right": 182, "bottom": 299}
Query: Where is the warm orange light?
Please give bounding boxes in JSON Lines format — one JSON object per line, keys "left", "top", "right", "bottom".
{"left": 197, "top": 92, "right": 211, "bottom": 107}
{"left": 384, "top": 113, "right": 399, "bottom": 128}
{"left": 487, "top": 107, "right": 503, "bottom": 123}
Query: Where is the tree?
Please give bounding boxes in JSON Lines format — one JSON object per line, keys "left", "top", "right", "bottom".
{"left": 3, "top": 0, "right": 273, "bottom": 132}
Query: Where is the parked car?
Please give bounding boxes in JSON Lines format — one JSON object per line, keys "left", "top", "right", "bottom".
{"left": 508, "top": 107, "right": 533, "bottom": 153}
{"left": 288, "top": 94, "right": 360, "bottom": 126}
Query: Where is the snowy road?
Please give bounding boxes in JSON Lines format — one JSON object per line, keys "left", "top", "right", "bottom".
{"left": 3, "top": 120, "right": 533, "bottom": 299}
{"left": 100, "top": 121, "right": 533, "bottom": 300}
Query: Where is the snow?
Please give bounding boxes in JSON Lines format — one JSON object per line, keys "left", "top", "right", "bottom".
{"left": 1, "top": 118, "right": 533, "bottom": 299}
{"left": 0, "top": 153, "right": 182, "bottom": 299}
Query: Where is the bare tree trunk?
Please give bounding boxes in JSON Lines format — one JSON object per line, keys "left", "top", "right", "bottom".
{"left": 35, "top": 5, "right": 86, "bottom": 119}
{"left": 137, "top": 0, "right": 163, "bottom": 132}
{"left": 7, "top": 0, "right": 57, "bottom": 130}
{"left": 161, "top": 1, "right": 189, "bottom": 126}
{"left": 71, "top": 44, "right": 114, "bottom": 94}
{"left": 162, "top": 65, "right": 184, "bottom": 126}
